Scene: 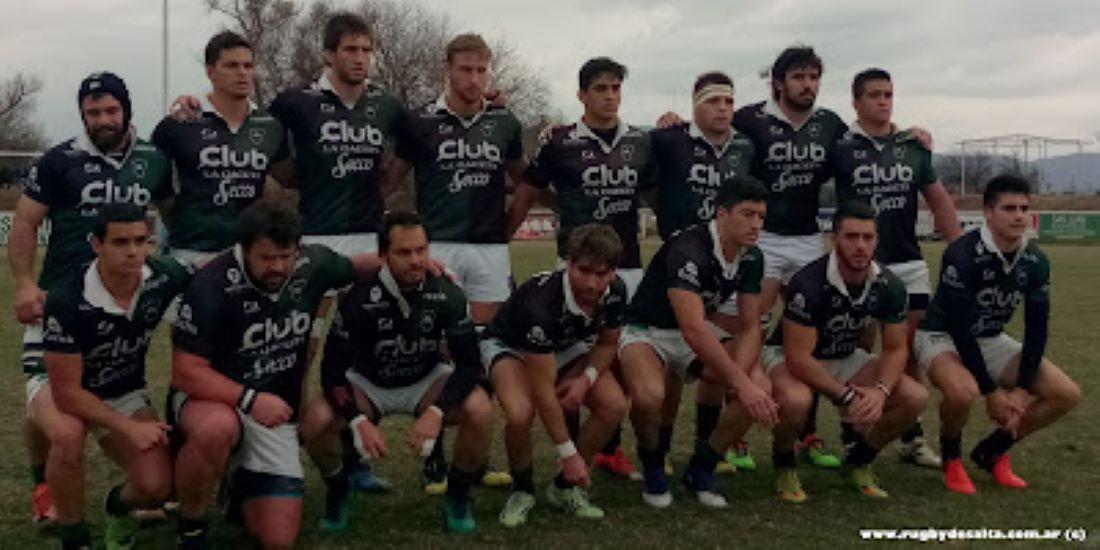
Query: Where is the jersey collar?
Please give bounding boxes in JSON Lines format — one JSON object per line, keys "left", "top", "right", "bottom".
{"left": 689, "top": 122, "right": 736, "bottom": 157}
{"left": 825, "top": 250, "right": 881, "bottom": 306}
{"left": 763, "top": 98, "right": 818, "bottom": 132}
{"left": 379, "top": 264, "right": 425, "bottom": 318}
{"left": 73, "top": 126, "right": 138, "bottom": 170}
{"left": 575, "top": 118, "right": 630, "bottom": 154}
{"left": 708, "top": 219, "right": 743, "bottom": 278}
{"left": 979, "top": 224, "right": 1027, "bottom": 273}
{"left": 433, "top": 94, "right": 490, "bottom": 128}
{"left": 82, "top": 260, "right": 153, "bottom": 319}
{"left": 848, "top": 121, "right": 899, "bottom": 152}
{"left": 200, "top": 94, "right": 258, "bottom": 134}
{"left": 232, "top": 244, "right": 288, "bottom": 301}
{"left": 316, "top": 70, "right": 363, "bottom": 110}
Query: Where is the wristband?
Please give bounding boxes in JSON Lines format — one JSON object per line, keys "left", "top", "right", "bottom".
{"left": 427, "top": 405, "right": 444, "bottom": 419}
{"left": 237, "top": 388, "right": 258, "bottom": 414}
{"left": 420, "top": 438, "right": 437, "bottom": 458}
{"left": 875, "top": 380, "right": 892, "bottom": 398}
{"left": 556, "top": 440, "right": 578, "bottom": 459}
{"left": 583, "top": 366, "right": 599, "bottom": 386}
{"left": 349, "top": 415, "right": 373, "bottom": 460}
{"left": 832, "top": 386, "right": 856, "bottom": 407}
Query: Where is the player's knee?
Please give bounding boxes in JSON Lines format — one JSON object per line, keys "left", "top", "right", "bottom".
{"left": 253, "top": 527, "right": 297, "bottom": 550}
{"left": 630, "top": 380, "right": 666, "bottom": 415}
{"left": 185, "top": 410, "right": 240, "bottom": 454}
{"left": 129, "top": 468, "right": 172, "bottom": 505}
{"left": 461, "top": 388, "right": 494, "bottom": 430}
{"left": 775, "top": 384, "right": 812, "bottom": 422}
{"left": 592, "top": 387, "right": 629, "bottom": 423}
{"left": 299, "top": 400, "right": 336, "bottom": 443}
{"left": 896, "top": 378, "right": 929, "bottom": 416}
{"left": 940, "top": 380, "right": 979, "bottom": 410}
{"left": 1049, "top": 376, "right": 1081, "bottom": 413}
{"left": 45, "top": 417, "right": 86, "bottom": 462}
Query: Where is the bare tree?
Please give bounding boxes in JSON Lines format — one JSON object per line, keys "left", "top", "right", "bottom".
{"left": 0, "top": 72, "right": 47, "bottom": 151}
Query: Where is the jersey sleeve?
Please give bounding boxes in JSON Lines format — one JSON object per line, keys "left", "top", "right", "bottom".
{"left": 731, "top": 106, "right": 752, "bottom": 134}
{"left": 435, "top": 284, "right": 481, "bottom": 413}
{"left": 783, "top": 272, "right": 822, "bottom": 328}
{"left": 393, "top": 107, "right": 420, "bottom": 162}
{"left": 266, "top": 90, "right": 294, "bottom": 127}
{"left": 1017, "top": 250, "right": 1051, "bottom": 390}
{"left": 170, "top": 277, "right": 223, "bottom": 360}
{"left": 150, "top": 149, "right": 176, "bottom": 202}
{"left": 917, "top": 147, "right": 937, "bottom": 188}
{"left": 602, "top": 279, "right": 629, "bottom": 329}
{"left": 638, "top": 133, "right": 660, "bottom": 191}
{"left": 42, "top": 290, "right": 80, "bottom": 355}
{"left": 315, "top": 245, "right": 357, "bottom": 291}
{"left": 739, "top": 249, "right": 765, "bottom": 295}
{"left": 152, "top": 255, "right": 196, "bottom": 297}
{"left": 665, "top": 237, "right": 711, "bottom": 295}
{"left": 937, "top": 243, "right": 996, "bottom": 394}
{"left": 505, "top": 114, "right": 524, "bottom": 162}
{"left": 22, "top": 150, "right": 62, "bottom": 206}
{"left": 150, "top": 118, "right": 176, "bottom": 158}
{"left": 523, "top": 128, "right": 555, "bottom": 189}
{"left": 877, "top": 273, "right": 909, "bottom": 324}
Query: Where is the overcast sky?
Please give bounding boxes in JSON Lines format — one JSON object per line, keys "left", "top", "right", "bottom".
{"left": 3, "top": 0, "right": 1099, "bottom": 154}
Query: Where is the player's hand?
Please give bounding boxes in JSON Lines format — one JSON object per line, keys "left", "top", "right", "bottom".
{"left": 169, "top": 95, "right": 202, "bottom": 122}
{"left": 908, "top": 126, "right": 934, "bottom": 151}
{"left": 556, "top": 376, "right": 591, "bottom": 413}
{"left": 250, "top": 392, "right": 293, "bottom": 427}
{"left": 350, "top": 415, "right": 388, "bottom": 459}
{"left": 734, "top": 380, "right": 779, "bottom": 428}
{"left": 847, "top": 386, "right": 885, "bottom": 425}
{"left": 985, "top": 389, "right": 1024, "bottom": 432}
{"left": 485, "top": 88, "right": 506, "bottom": 107}
{"left": 426, "top": 257, "right": 450, "bottom": 280}
{"left": 13, "top": 282, "right": 46, "bottom": 324}
{"left": 655, "top": 111, "right": 685, "bottom": 129}
{"left": 410, "top": 407, "right": 443, "bottom": 456}
{"left": 560, "top": 453, "right": 590, "bottom": 489}
{"left": 125, "top": 419, "right": 171, "bottom": 452}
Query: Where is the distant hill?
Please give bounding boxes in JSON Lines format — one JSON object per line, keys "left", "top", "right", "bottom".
{"left": 1034, "top": 153, "right": 1100, "bottom": 193}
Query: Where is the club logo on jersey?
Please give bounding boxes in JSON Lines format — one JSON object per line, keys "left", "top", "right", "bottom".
{"left": 765, "top": 142, "right": 827, "bottom": 164}
{"left": 132, "top": 159, "right": 148, "bottom": 179}
{"left": 831, "top": 295, "right": 844, "bottom": 308}
{"left": 942, "top": 265, "right": 963, "bottom": 289}
{"left": 87, "top": 331, "right": 154, "bottom": 363}
{"left": 593, "top": 196, "right": 633, "bottom": 221}
{"left": 419, "top": 312, "right": 435, "bottom": 333}
{"left": 287, "top": 278, "right": 307, "bottom": 299}
{"left": 227, "top": 268, "right": 242, "bottom": 285}
{"left": 84, "top": 162, "right": 101, "bottom": 174}
{"left": 825, "top": 311, "right": 870, "bottom": 333}
{"left": 689, "top": 164, "right": 725, "bottom": 189}
{"left": 142, "top": 300, "right": 162, "bottom": 323}
{"left": 481, "top": 120, "right": 496, "bottom": 137}
{"left": 808, "top": 124, "right": 821, "bottom": 138}
{"left": 320, "top": 119, "right": 384, "bottom": 146}
{"left": 242, "top": 309, "right": 312, "bottom": 351}
{"left": 677, "top": 260, "right": 700, "bottom": 287}
{"left": 975, "top": 287, "right": 1022, "bottom": 310}
{"left": 772, "top": 170, "right": 813, "bottom": 193}
{"left": 212, "top": 178, "right": 258, "bottom": 206}
{"left": 871, "top": 194, "right": 908, "bottom": 213}
{"left": 526, "top": 325, "right": 551, "bottom": 348}
{"left": 364, "top": 105, "right": 376, "bottom": 118}
{"left": 249, "top": 128, "right": 266, "bottom": 146}
{"left": 620, "top": 144, "right": 634, "bottom": 162}
{"left": 582, "top": 165, "right": 637, "bottom": 188}
{"left": 893, "top": 146, "right": 906, "bottom": 159}
{"left": 788, "top": 293, "right": 808, "bottom": 318}
{"left": 448, "top": 169, "right": 492, "bottom": 193}
{"left": 1016, "top": 270, "right": 1028, "bottom": 286}
{"left": 370, "top": 286, "right": 383, "bottom": 303}
{"left": 79, "top": 180, "right": 152, "bottom": 209}
{"left": 437, "top": 139, "right": 501, "bottom": 163}
{"left": 854, "top": 163, "right": 914, "bottom": 186}
{"left": 199, "top": 145, "right": 269, "bottom": 172}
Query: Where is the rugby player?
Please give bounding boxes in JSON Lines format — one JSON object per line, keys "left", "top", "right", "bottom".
{"left": 482, "top": 224, "right": 629, "bottom": 526}
{"left": 829, "top": 68, "right": 961, "bottom": 468}
{"left": 42, "top": 204, "right": 192, "bottom": 549}
{"left": 9, "top": 72, "right": 173, "bottom": 529}
{"left": 914, "top": 174, "right": 1079, "bottom": 494}
{"left": 766, "top": 201, "right": 927, "bottom": 501}
{"left": 508, "top": 56, "right": 656, "bottom": 478}
{"left": 649, "top": 71, "right": 758, "bottom": 474}
{"left": 153, "top": 31, "right": 288, "bottom": 268}
{"left": 301, "top": 211, "right": 494, "bottom": 534}
{"left": 169, "top": 199, "right": 381, "bottom": 548}
{"left": 619, "top": 178, "right": 778, "bottom": 508}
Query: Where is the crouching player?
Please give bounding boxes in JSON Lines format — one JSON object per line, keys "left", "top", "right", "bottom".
{"left": 302, "top": 211, "right": 494, "bottom": 534}
{"left": 767, "top": 201, "right": 927, "bottom": 501}
{"left": 915, "top": 174, "right": 1079, "bottom": 494}
{"left": 42, "top": 204, "right": 192, "bottom": 549}
{"left": 482, "top": 224, "right": 629, "bottom": 527}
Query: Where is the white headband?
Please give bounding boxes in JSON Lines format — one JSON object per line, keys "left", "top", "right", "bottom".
{"left": 693, "top": 83, "right": 735, "bottom": 106}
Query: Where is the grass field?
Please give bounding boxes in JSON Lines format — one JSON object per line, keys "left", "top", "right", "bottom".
{"left": 0, "top": 239, "right": 1097, "bottom": 548}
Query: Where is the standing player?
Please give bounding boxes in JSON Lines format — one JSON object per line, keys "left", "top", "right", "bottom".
{"left": 619, "top": 179, "right": 778, "bottom": 508}
{"left": 302, "top": 211, "right": 494, "bottom": 535}
{"left": 649, "top": 71, "right": 758, "bottom": 474}
{"left": 169, "top": 199, "right": 378, "bottom": 548}
{"left": 915, "top": 175, "right": 1079, "bottom": 494}
{"left": 153, "top": 31, "right": 287, "bottom": 267}
{"left": 829, "top": 68, "right": 961, "bottom": 468}
{"left": 766, "top": 202, "right": 927, "bottom": 501}
{"left": 42, "top": 204, "right": 192, "bottom": 549}
{"left": 8, "top": 72, "right": 173, "bottom": 528}
{"left": 482, "top": 224, "right": 629, "bottom": 526}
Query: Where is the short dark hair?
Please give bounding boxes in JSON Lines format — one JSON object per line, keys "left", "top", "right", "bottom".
{"left": 716, "top": 176, "right": 769, "bottom": 209}
{"left": 92, "top": 203, "right": 148, "bottom": 241}
{"left": 379, "top": 210, "right": 427, "bottom": 254}
{"left": 833, "top": 201, "right": 878, "bottom": 232}
{"left": 204, "top": 31, "right": 252, "bottom": 66}
{"left": 983, "top": 173, "right": 1031, "bottom": 207}
{"left": 579, "top": 57, "right": 627, "bottom": 90}
{"left": 567, "top": 224, "right": 622, "bottom": 268}
{"left": 238, "top": 198, "right": 301, "bottom": 250}
{"left": 770, "top": 45, "right": 822, "bottom": 100}
{"left": 324, "top": 12, "right": 371, "bottom": 51}
{"left": 852, "top": 68, "right": 891, "bottom": 99}
{"left": 693, "top": 71, "right": 734, "bottom": 95}
{"left": 446, "top": 33, "right": 491, "bottom": 63}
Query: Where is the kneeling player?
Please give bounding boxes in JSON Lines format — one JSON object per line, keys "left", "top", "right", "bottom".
{"left": 619, "top": 178, "right": 778, "bottom": 508}
{"left": 42, "top": 204, "right": 192, "bottom": 549}
{"left": 768, "top": 202, "right": 927, "bottom": 501}
{"left": 915, "top": 174, "right": 1079, "bottom": 494}
{"left": 483, "top": 224, "right": 629, "bottom": 527}
{"left": 302, "top": 211, "right": 493, "bottom": 534}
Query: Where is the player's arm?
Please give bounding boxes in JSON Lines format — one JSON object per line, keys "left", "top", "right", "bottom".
{"left": 587, "top": 326, "right": 621, "bottom": 377}
{"left": 875, "top": 320, "right": 908, "bottom": 390}
{"left": 524, "top": 351, "right": 571, "bottom": 444}
{"left": 1016, "top": 260, "right": 1051, "bottom": 392}
{"left": 379, "top": 155, "right": 412, "bottom": 198}
{"left": 922, "top": 182, "right": 961, "bottom": 242}
{"left": 938, "top": 257, "right": 996, "bottom": 395}
{"left": 782, "top": 320, "right": 847, "bottom": 399}
{"left": 506, "top": 181, "right": 541, "bottom": 239}
{"left": 9, "top": 194, "right": 49, "bottom": 322}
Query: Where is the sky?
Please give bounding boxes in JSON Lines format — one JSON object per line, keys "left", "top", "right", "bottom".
{"left": 3, "top": 0, "right": 1099, "bottom": 154}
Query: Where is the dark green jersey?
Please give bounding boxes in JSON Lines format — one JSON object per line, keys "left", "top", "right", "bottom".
{"left": 525, "top": 121, "right": 657, "bottom": 268}
{"left": 268, "top": 76, "right": 405, "bottom": 235}
{"left": 396, "top": 99, "right": 524, "bottom": 243}
{"left": 171, "top": 244, "right": 355, "bottom": 415}
{"left": 733, "top": 101, "right": 847, "bottom": 235}
{"left": 41, "top": 255, "right": 193, "bottom": 396}
{"left": 153, "top": 101, "right": 288, "bottom": 252}
{"left": 784, "top": 254, "right": 908, "bottom": 360}
{"left": 650, "top": 123, "right": 755, "bottom": 240}
{"left": 830, "top": 127, "right": 936, "bottom": 264}
{"left": 627, "top": 220, "right": 764, "bottom": 329}
{"left": 23, "top": 132, "right": 173, "bottom": 291}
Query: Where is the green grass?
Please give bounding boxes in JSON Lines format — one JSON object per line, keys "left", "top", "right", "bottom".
{"left": 0, "top": 240, "right": 1097, "bottom": 548}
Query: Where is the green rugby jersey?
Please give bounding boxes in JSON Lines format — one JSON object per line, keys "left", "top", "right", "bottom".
{"left": 395, "top": 98, "right": 523, "bottom": 243}
{"left": 23, "top": 130, "right": 173, "bottom": 291}
{"left": 269, "top": 75, "right": 405, "bottom": 235}
{"left": 153, "top": 99, "right": 288, "bottom": 252}
{"left": 830, "top": 126, "right": 936, "bottom": 264}
{"left": 733, "top": 101, "right": 847, "bottom": 236}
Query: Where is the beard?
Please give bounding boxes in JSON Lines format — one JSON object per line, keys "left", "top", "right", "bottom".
{"left": 88, "top": 123, "right": 126, "bottom": 152}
